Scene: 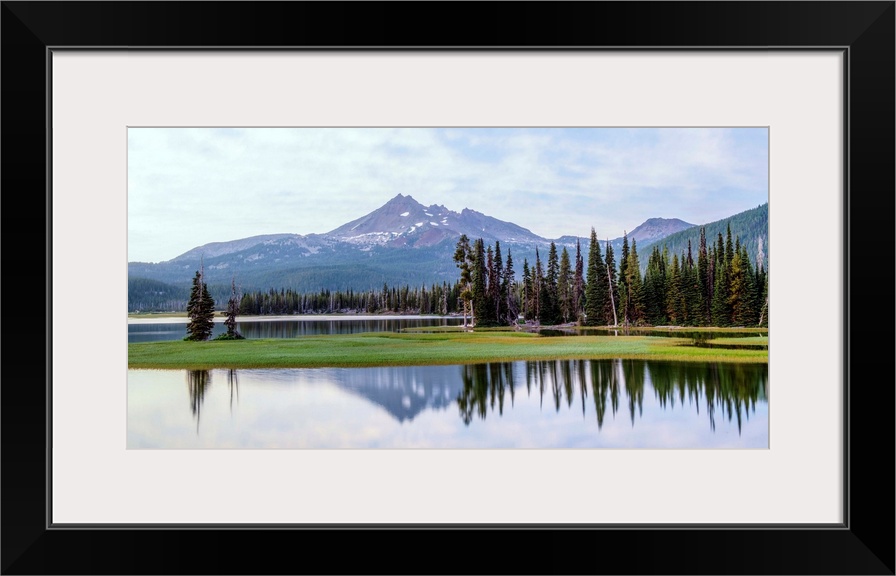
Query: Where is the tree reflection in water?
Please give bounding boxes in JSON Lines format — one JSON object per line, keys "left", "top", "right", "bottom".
{"left": 228, "top": 369, "right": 239, "bottom": 413}
{"left": 181, "top": 360, "right": 766, "bottom": 436}
{"left": 457, "top": 359, "right": 767, "bottom": 434}
{"left": 186, "top": 369, "right": 211, "bottom": 432}
{"left": 186, "top": 369, "right": 240, "bottom": 428}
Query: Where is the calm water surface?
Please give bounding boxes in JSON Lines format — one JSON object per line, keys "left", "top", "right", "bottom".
{"left": 127, "top": 359, "right": 768, "bottom": 449}
{"left": 128, "top": 315, "right": 465, "bottom": 343}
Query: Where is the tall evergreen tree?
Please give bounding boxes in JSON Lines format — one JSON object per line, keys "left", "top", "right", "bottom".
{"left": 472, "top": 238, "right": 488, "bottom": 327}
{"left": 222, "top": 277, "right": 243, "bottom": 339}
{"left": 665, "top": 253, "right": 683, "bottom": 324}
{"left": 725, "top": 222, "right": 735, "bottom": 267}
{"left": 522, "top": 259, "right": 532, "bottom": 321}
{"left": 453, "top": 234, "right": 473, "bottom": 329}
{"left": 604, "top": 239, "right": 619, "bottom": 326}
{"left": 493, "top": 241, "right": 504, "bottom": 325}
{"left": 558, "top": 246, "right": 572, "bottom": 323}
{"left": 186, "top": 268, "right": 215, "bottom": 341}
{"left": 584, "top": 228, "right": 606, "bottom": 326}
{"left": 533, "top": 247, "right": 543, "bottom": 323}
{"left": 617, "top": 233, "right": 631, "bottom": 326}
{"left": 683, "top": 243, "right": 700, "bottom": 326}
{"left": 758, "top": 270, "right": 769, "bottom": 327}
{"left": 696, "top": 228, "right": 710, "bottom": 325}
{"left": 502, "top": 248, "right": 518, "bottom": 324}
{"left": 711, "top": 256, "right": 730, "bottom": 326}
{"left": 642, "top": 246, "right": 667, "bottom": 325}
{"left": 540, "top": 242, "right": 561, "bottom": 325}
{"left": 733, "top": 243, "right": 758, "bottom": 326}
{"left": 573, "top": 239, "right": 585, "bottom": 323}
{"left": 484, "top": 245, "right": 498, "bottom": 326}
{"left": 628, "top": 239, "right": 644, "bottom": 324}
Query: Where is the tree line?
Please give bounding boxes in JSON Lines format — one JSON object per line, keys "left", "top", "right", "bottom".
{"left": 236, "top": 282, "right": 460, "bottom": 316}
{"left": 453, "top": 223, "right": 767, "bottom": 329}
{"left": 182, "top": 222, "right": 768, "bottom": 332}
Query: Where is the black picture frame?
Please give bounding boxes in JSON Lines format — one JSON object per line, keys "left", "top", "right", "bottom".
{"left": 3, "top": 2, "right": 893, "bottom": 574}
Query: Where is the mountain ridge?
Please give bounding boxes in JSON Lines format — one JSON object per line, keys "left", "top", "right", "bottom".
{"left": 128, "top": 195, "right": 758, "bottom": 310}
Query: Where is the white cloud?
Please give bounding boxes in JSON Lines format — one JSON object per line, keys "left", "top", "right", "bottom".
{"left": 128, "top": 128, "right": 768, "bottom": 262}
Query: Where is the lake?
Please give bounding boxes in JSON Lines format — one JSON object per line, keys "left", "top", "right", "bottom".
{"left": 127, "top": 315, "right": 768, "bottom": 449}
{"left": 128, "top": 359, "right": 767, "bottom": 449}
{"left": 127, "top": 315, "right": 465, "bottom": 343}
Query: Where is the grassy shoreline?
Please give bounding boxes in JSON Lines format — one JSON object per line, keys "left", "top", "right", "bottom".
{"left": 128, "top": 332, "right": 768, "bottom": 370}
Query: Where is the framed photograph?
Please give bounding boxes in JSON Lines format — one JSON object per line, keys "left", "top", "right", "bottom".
{"left": 4, "top": 2, "right": 892, "bottom": 574}
{"left": 125, "top": 125, "right": 771, "bottom": 450}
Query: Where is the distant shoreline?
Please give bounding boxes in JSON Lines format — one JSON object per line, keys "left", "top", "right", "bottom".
{"left": 127, "top": 313, "right": 463, "bottom": 324}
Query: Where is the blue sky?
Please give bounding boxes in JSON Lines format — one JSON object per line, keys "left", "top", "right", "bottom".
{"left": 128, "top": 127, "right": 768, "bottom": 263}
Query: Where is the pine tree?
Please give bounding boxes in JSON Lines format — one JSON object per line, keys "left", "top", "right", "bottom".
{"left": 221, "top": 277, "right": 244, "bottom": 340}
{"left": 583, "top": 228, "right": 606, "bottom": 326}
{"left": 540, "top": 242, "right": 561, "bottom": 325}
{"left": 558, "top": 246, "right": 572, "bottom": 323}
{"left": 573, "top": 239, "right": 585, "bottom": 323}
{"left": 735, "top": 243, "right": 758, "bottom": 326}
{"left": 666, "top": 253, "right": 683, "bottom": 324}
{"left": 472, "top": 238, "right": 488, "bottom": 327}
{"left": 697, "top": 227, "right": 711, "bottom": 326}
{"left": 502, "top": 248, "right": 518, "bottom": 325}
{"left": 453, "top": 234, "right": 473, "bottom": 329}
{"left": 711, "top": 257, "right": 730, "bottom": 327}
{"left": 186, "top": 268, "right": 215, "bottom": 341}
{"left": 617, "top": 233, "right": 631, "bottom": 326}
{"left": 628, "top": 239, "right": 644, "bottom": 324}
{"left": 484, "top": 245, "right": 498, "bottom": 326}
{"left": 725, "top": 223, "right": 735, "bottom": 267}
{"left": 522, "top": 259, "right": 532, "bottom": 321}
{"left": 642, "top": 246, "right": 666, "bottom": 325}
{"left": 758, "top": 271, "right": 769, "bottom": 327}
{"left": 493, "top": 241, "right": 504, "bottom": 325}
{"left": 604, "top": 239, "right": 619, "bottom": 326}
{"left": 533, "top": 247, "right": 543, "bottom": 323}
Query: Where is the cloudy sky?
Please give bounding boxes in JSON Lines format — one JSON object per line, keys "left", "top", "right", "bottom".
{"left": 128, "top": 127, "right": 768, "bottom": 263}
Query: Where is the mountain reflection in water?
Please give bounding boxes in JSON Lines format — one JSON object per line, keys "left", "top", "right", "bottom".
{"left": 144, "top": 359, "right": 768, "bottom": 449}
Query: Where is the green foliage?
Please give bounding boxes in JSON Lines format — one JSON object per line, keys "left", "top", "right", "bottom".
{"left": 583, "top": 229, "right": 607, "bottom": 326}
{"left": 711, "top": 260, "right": 731, "bottom": 327}
{"left": 128, "top": 277, "right": 188, "bottom": 312}
{"left": 665, "top": 253, "right": 684, "bottom": 324}
{"left": 213, "top": 332, "right": 245, "bottom": 341}
{"left": 522, "top": 259, "right": 533, "bottom": 320}
{"left": 604, "top": 240, "right": 618, "bottom": 325}
{"left": 454, "top": 234, "right": 474, "bottom": 327}
{"left": 471, "top": 239, "right": 490, "bottom": 327}
{"left": 185, "top": 270, "right": 215, "bottom": 341}
{"left": 642, "top": 246, "right": 667, "bottom": 325}
{"left": 533, "top": 247, "right": 544, "bottom": 322}
{"left": 638, "top": 203, "right": 769, "bottom": 277}
{"left": 558, "top": 247, "right": 572, "bottom": 323}
{"left": 539, "top": 242, "right": 562, "bottom": 325}
{"left": 573, "top": 239, "right": 585, "bottom": 323}
{"left": 501, "top": 248, "right": 519, "bottom": 325}
{"left": 618, "top": 233, "right": 646, "bottom": 326}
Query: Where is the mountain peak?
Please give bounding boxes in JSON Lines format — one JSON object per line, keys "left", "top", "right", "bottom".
{"left": 628, "top": 217, "right": 695, "bottom": 244}
{"left": 325, "top": 196, "right": 543, "bottom": 248}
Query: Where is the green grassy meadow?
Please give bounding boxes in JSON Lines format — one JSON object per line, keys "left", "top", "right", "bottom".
{"left": 128, "top": 331, "right": 768, "bottom": 370}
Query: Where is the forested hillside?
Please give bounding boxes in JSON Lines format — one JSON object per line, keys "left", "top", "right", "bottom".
{"left": 639, "top": 203, "right": 769, "bottom": 273}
